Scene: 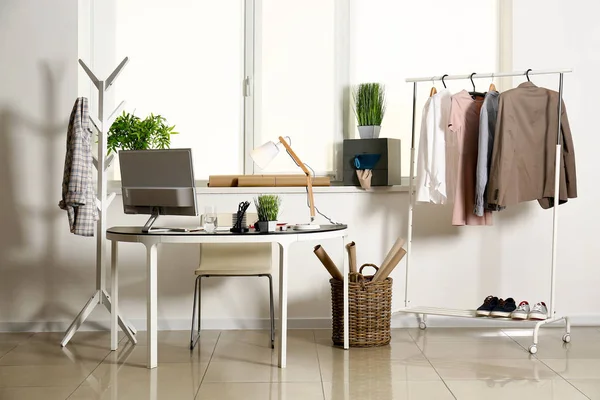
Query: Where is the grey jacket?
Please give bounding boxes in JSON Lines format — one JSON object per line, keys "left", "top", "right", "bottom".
{"left": 59, "top": 97, "right": 98, "bottom": 236}
{"left": 474, "top": 91, "right": 504, "bottom": 216}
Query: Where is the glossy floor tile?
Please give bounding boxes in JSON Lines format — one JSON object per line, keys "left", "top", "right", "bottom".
{"left": 197, "top": 382, "right": 325, "bottom": 400}
{"left": 429, "top": 358, "right": 561, "bottom": 381}
{"left": 418, "top": 339, "right": 530, "bottom": 359}
{"left": 540, "top": 358, "right": 600, "bottom": 379}
{"left": 444, "top": 379, "right": 588, "bottom": 400}
{"left": 503, "top": 327, "right": 600, "bottom": 359}
{"left": 322, "top": 380, "right": 455, "bottom": 400}
{"left": 0, "top": 386, "right": 76, "bottom": 400}
{"left": 0, "top": 327, "right": 598, "bottom": 399}
{"left": 71, "top": 361, "right": 206, "bottom": 399}
{"left": 567, "top": 379, "right": 600, "bottom": 399}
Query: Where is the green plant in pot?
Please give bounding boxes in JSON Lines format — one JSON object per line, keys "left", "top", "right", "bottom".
{"left": 107, "top": 111, "right": 178, "bottom": 155}
{"left": 254, "top": 194, "right": 281, "bottom": 232}
{"left": 353, "top": 82, "right": 386, "bottom": 139}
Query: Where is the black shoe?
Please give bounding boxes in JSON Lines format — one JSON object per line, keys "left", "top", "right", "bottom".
{"left": 476, "top": 295, "right": 499, "bottom": 317}
{"left": 490, "top": 298, "right": 517, "bottom": 318}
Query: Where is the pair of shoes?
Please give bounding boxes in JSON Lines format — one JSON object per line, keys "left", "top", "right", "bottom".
{"left": 476, "top": 296, "right": 516, "bottom": 318}
{"left": 510, "top": 301, "right": 548, "bottom": 320}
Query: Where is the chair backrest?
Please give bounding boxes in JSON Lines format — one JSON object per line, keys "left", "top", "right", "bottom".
{"left": 198, "top": 212, "right": 271, "bottom": 272}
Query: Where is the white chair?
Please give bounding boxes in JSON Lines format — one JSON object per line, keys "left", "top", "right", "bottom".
{"left": 190, "top": 213, "right": 274, "bottom": 350}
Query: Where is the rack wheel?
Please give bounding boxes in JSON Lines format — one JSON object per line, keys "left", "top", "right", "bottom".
{"left": 419, "top": 322, "right": 427, "bottom": 330}
{"left": 562, "top": 334, "right": 571, "bottom": 343}
{"left": 528, "top": 345, "right": 538, "bottom": 354}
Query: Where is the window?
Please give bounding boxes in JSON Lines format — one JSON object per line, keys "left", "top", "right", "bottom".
{"left": 81, "top": 0, "right": 247, "bottom": 180}
{"left": 254, "top": 0, "right": 338, "bottom": 176}
{"left": 80, "top": 0, "right": 500, "bottom": 182}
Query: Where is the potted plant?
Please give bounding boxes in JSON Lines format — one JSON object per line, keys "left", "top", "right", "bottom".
{"left": 353, "top": 82, "right": 386, "bottom": 139}
{"left": 107, "top": 111, "right": 178, "bottom": 154}
{"left": 254, "top": 194, "right": 281, "bottom": 232}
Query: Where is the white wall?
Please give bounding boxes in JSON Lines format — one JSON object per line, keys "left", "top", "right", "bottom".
{"left": 511, "top": 0, "right": 600, "bottom": 319}
{"left": 0, "top": 0, "right": 599, "bottom": 332}
{"left": 350, "top": 0, "right": 498, "bottom": 176}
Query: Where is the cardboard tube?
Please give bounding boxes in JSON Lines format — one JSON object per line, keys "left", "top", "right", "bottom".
{"left": 380, "top": 237, "right": 406, "bottom": 270}
{"left": 314, "top": 245, "right": 344, "bottom": 281}
{"left": 346, "top": 241, "right": 357, "bottom": 274}
{"left": 372, "top": 247, "right": 407, "bottom": 282}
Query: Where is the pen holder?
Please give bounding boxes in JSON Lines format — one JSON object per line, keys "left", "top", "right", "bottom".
{"left": 230, "top": 204, "right": 250, "bottom": 233}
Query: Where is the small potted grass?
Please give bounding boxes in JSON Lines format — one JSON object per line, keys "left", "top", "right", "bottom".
{"left": 353, "top": 82, "right": 386, "bottom": 139}
{"left": 254, "top": 194, "right": 281, "bottom": 233}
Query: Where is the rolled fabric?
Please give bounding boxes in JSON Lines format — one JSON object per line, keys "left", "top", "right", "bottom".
{"left": 372, "top": 247, "right": 407, "bottom": 282}
{"left": 346, "top": 241, "right": 357, "bottom": 274}
{"left": 314, "top": 245, "right": 344, "bottom": 281}
{"left": 380, "top": 237, "right": 406, "bottom": 271}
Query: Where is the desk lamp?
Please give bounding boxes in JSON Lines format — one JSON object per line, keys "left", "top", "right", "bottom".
{"left": 250, "top": 136, "right": 320, "bottom": 230}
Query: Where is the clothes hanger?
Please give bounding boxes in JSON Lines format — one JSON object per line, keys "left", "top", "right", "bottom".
{"left": 489, "top": 72, "right": 497, "bottom": 92}
{"left": 429, "top": 77, "right": 437, "bottom": 97}
{"left": 469, "top": 72, "right": 486, "bottom": 99}
{"left": 441, "top": 74, "right": 448, "bottom": 89}
{"left": 525, "top": 68, "right": 532, "bottom": 82}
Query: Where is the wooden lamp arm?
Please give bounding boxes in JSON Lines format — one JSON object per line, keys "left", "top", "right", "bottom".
{"left": 278, "top": 136, "right": 316, "bottom": 221}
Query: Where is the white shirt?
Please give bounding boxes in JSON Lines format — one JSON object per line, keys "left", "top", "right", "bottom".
{"left": 415, "top": 89, "right": 451, "bottom": 204}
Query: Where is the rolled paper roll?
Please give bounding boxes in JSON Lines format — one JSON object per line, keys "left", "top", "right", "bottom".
{"left": 380, "top": 237, "right": 406, "bottom": 271}
{"left": 346, "top": 241, "right": 357, "bottom": 274}
{"left": 372, "top": 247, "right": 407, "bottom": 282}
{"left": 314, "top": 245, "right": 344, "bottom": 281}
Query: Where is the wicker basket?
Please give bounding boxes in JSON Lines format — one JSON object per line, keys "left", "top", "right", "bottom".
{"left": 330, "top": 264, "right": 392, "bottom": 347}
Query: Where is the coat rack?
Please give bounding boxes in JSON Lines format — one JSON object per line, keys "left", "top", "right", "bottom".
{"left": 398, "top": 68, "right": 573, "bottom": 355}
{"left": 61, "top": 58, "right": 137, "bottom": 347}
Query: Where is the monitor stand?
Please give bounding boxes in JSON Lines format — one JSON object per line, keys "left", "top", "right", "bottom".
{"left": 142, "top": 207, "right": 160, "bottom": 233}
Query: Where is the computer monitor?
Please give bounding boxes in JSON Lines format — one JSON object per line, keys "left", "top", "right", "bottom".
{"left": 119, "top": 149, "right": 198, "bottom": 232}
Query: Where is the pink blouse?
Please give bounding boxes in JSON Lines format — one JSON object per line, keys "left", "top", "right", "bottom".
{"left": 447, "top": 90, "right": 493, "bottom": 226}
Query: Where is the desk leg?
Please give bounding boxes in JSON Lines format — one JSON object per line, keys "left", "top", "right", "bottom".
{"left": 342, "top": 235, "right": 349, "bottom": 350}
{"left": 110, "top": 240, "right": 119, "bottom": 351}
{"left": 147, "top": 243, "right": 158, "bottom": 369}
{"left": 277, "top": 243, "right": 289, "bottom": 368}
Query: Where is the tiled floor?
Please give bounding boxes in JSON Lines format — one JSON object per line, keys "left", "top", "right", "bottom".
{"left": 0, "top": 327, "right": 599, "bottom": 399}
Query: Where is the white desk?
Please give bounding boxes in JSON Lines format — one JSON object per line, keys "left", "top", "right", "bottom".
{"left": 106, "top": 225, "right": 349, "bottom": 369}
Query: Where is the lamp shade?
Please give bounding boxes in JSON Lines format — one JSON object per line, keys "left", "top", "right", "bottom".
{"left": 250, "top": 141, "right": 280, "bottom": 169}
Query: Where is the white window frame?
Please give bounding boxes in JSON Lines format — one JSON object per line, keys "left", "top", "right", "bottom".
{"left": 83, "top": 0, "right": 507, "bottom": 185}
{"left": 243, "top": 0, "right": 256, "bottom": 175}
{"left": 80, "top": 0, "right": 355, "bottom": 183}
{"left": 247, "top": 0, "right": 350, "bottom": 180}
{"left": 80, "top": 0, "right": 254, "bottom": 182}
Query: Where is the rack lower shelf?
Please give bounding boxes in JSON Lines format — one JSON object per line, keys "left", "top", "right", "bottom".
{"left": 394, "top": 306, "right": 550, "bottom": 322}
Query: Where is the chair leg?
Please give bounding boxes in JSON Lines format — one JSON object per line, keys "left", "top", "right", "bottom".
{"left": 190, "top": 276, "right": 202, "bottom": 350}
{"left": 267, "top": 274, "right": 275, "bottom": 349}
{"left": 197, "top": 276, "right": 203, "bottom": 333}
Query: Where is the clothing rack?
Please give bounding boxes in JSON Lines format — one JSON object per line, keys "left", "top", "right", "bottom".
{"left": 61, "top": 58, "right": 138, "bottom": 347}
{"left": 398, "top": 68, "right": 573, "bottom": 354}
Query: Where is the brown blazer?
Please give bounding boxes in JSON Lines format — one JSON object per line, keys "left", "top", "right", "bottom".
{"left": 487, "top": 82, "right": 577, "bottom": 209}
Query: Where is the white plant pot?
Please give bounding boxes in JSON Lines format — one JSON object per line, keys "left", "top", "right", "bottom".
{"left": 358, "top": 125, "right": 381, "bottom": 139}
{"left": 257, "top": 221, "right": 277, "bottom": 232}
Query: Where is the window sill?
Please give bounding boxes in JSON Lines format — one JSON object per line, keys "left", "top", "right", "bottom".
{"left": 108, "top": 178, "right": 410, "bottom": 195}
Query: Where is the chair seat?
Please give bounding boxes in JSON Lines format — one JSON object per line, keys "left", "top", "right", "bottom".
{"left": 195, "top": 266, "right": 271, "bottom": 276}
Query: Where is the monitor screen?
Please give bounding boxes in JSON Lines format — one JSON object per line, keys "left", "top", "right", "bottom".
{"left": 119, "top": 149, "right": 197, "bottom": 217}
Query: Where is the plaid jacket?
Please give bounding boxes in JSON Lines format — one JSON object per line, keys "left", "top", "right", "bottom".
{"left": 59, "top": 97, "right": 98, "bottom": 236}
